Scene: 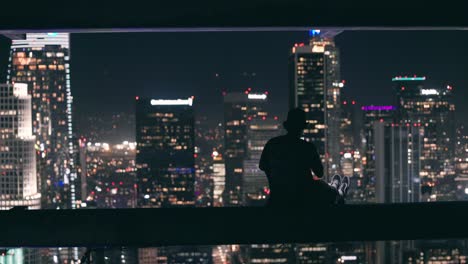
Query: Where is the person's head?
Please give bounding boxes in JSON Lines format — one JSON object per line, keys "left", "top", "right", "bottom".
{"left": 283, "top": 108, "right": 307, "bottom": 136}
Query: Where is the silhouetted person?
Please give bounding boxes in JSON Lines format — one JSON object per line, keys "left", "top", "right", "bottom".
{"left": 259, "top": 108, "right": 339, "bottom": 207}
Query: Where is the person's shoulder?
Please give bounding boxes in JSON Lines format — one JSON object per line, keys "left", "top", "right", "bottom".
{"left": 266, "top": 135, "right": 287, "bottom": 145}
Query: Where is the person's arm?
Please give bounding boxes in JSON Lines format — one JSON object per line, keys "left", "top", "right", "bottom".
{"left": 309, "top": 143, "right": 324, "bottom": 178}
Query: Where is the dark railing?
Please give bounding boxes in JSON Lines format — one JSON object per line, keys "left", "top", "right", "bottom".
{"left": 1, "top": 202, "right": 468, "bottom": 247}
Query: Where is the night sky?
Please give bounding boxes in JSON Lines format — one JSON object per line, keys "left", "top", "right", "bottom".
{"left": 0, "top": 30, "right": 467, "bottom": 134}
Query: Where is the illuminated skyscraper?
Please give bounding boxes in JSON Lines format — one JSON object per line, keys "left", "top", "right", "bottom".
{"left": 340, "top": 99, "right": 360, "bottom": 153}
{"left": 289, "top": 30, "right": 342, "bottom": 177}
{"left": 136, "top": 97, "right": 196, "bottom": 208}
{"left": 393, "top": 76, "right": 456, "bottom": 200}
{"left": 338, "top": 99, "right": 364, "bottom": 203}
{"left": 361, "top": 105, "right": 397, "bottom": 203}
{"left": 374, "top": 122, "right": 422, "bottom": 203}
{"left": 223, "top": 90, "right": 268, "bottom": 206}
{"left": 136, "top": 97, "right": 209, "bottom": 263}
{"left": 242, "top": 118, "right": 280, "bottom": 206}
{"left": 212, "top": 152, "right": 225, "bottom": 207}
{"left": 454, "top": 124, "right": 468, "bottom": 200}
{"left": 0, "top": 83, "right": 40, "bottom": 209}
{"left": 6, "top": 33, "right": 76, "bottom": 210}
{"left": 374, "top": 121, "right": 423, "bottom": 264}
{"left": 0, "top": 83, "right": 41, "bottom": 264}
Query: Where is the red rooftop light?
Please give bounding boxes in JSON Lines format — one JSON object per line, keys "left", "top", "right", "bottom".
{"left": 135, "top": 96, "right": 139, "bottom": 100}
{"left": 352, "top": 100, "right": 356, "bottom": 105}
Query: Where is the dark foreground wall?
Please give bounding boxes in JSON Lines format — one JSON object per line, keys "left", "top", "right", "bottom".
{"left": 2, "top": 202, "right": 468, "bottom": 247}
{"left": 1, "top": 1, "right": 468, "bottom": 32}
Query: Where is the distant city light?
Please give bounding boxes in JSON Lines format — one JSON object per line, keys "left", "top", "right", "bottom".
{"left": 344, "top": 153, "right": 352, "bottom": 159}
{"left": 392, "top": 76, "right": 426, "bottom": 81}
{"left": 361, "top": 105, "right": 396, "bottom": 111}
{"left": 248, "top": 93, "right": 267, "bottom": 100}
{"left": 421, "top": 89, "right": 439, "bottom": 95}
{"left": 312, "top": 45, "right": 325, "bottom": 53}
{"left": 309, "top": 29, "right": 321, "bottom": 36}
{"left": 341, "top": 256, "right": 358, "bottom": 261}
{"left": 150, "top": 97, "right": 193, "bottom": 106}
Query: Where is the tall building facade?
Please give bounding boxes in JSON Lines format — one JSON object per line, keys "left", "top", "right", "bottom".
{"left": 340, "top": 99, "right": 361, "bottom": 153}
{"left": 374, "top": 122, "right": 423, "bottom": 264}
{"left": 136, "top": 97, "right": 211, "bottom": 264}
{"left": 6, "top": 33, "right": 76, "bottom": 209}
{"left": 361, "top": 105, "right": 397, "bottom": 203}
{"left": 0, "top": 83, "right": 41, "bottom": 264}
{"left": 242, "top": 118, "right": 280, "bottom": 206}
{"left": 339, "top": 99, "right": 364, "bottom": 203}
{"left": 223, "top": 91, "right": 268, "bottom": 206}
{"left": 393, "top": 76, "right": 456, "bottom": 200}
{"left": 0, "top": 83, "right": 40, "bottom": 209}
{"left": 212, "top": 152, "right": 226, "bottom": 207}
{"left": 136, "top": 97, "right": 196, "bottom": 208}
{"left": 374, "top": 122, "right": 422, "bottom": 204}
{"left": 289, "top": 30, "right": 342, "bottom": 177}
{"left": 455, "top": 124, "right": 468, "bottom": 200}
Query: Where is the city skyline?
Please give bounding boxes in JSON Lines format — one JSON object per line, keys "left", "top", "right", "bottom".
{"left": 1, "top": 30, "right": 468, "bottom": 129}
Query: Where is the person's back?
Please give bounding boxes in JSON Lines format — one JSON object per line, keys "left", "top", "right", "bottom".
{"left": 260, "top": 134, "right": 323, "bottom": 206}
{"left": 259, "top": 108, "right": 327, "bottom": 207}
